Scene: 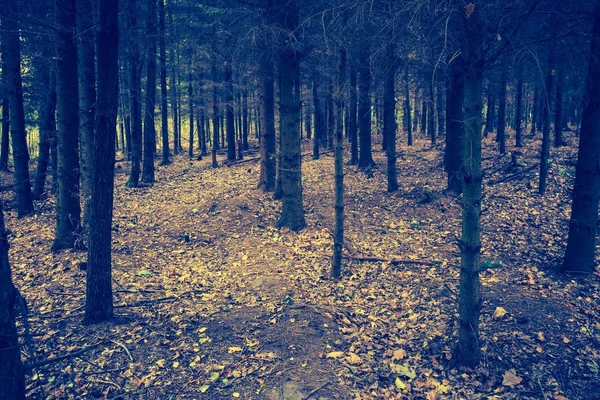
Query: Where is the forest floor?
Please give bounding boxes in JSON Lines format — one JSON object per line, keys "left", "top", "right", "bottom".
{"left": 2, "top": 130, "right": 600, "bottom": 400}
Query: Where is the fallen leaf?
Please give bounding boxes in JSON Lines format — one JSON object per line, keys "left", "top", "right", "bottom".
{"left": 493, "top": 307, "right": 507, "bottom": 320}
{"left": 326, "top": 351, "right": 345, "bottom": 359}
{"left": 392, "top": 349, "right": 407, "bottom": 361}
{"left": 502, "top": 369, "right": 522, "bottom": 387}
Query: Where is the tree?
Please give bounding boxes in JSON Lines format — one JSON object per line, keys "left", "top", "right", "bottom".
{"left": 561, "top": 1, "right": 600, "bottom": 274}
{"left": 159, "top": 0, "right": 171, "bottom": 165}
{"left": 188, "top": 68, "right": 195, "bottom": 159}
{"left": 258, "top": 53, "right": 276, "bottom": 190}
{"left": 515, "top": 60, "right": 524, "bottom": 148}
{"left": 358, "top": 44, "right": 375, "bottom": 170}
{"left": 126, "top": 0, "right": 142, "bottom": 187}
{"left": 2, "top": 4, "right": 34, "bottom": 217}
{"left": 225, "top": 60, "right": 236, "bottom": 161}
{"left": 84, "top": 0, "right": 119, "bottom": 325}
{"left": 348, "top": 65, "right": 358, "bottom": 164}
{"left": 54, "top": 0, "right": 82, "bottom": 251}
{"left": 277, "top": 0, "right": 305, "bottom": 231}
{"left": 384, "top": 42, "right": 398, "bottom": 193}
{"left": 445, "top": 51, "right": 464, "bottom": 194}
{"left": 332, "top": 47, "right": 346, "bottom": 279}
{"left": 0, "top": 203, "right": 25, "bottom": 400}
{"left": 142, "top": 0, "right": 158, "bottom": 184}
{"left": 496, "top": 62, "right": 508, "bottom": 155}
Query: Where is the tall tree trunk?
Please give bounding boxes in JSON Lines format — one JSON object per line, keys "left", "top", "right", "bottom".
{"left": 258, "top": 55, "right": 275, "bottom": 189}
{"left": 159, "top": 0, "right": 170, "bottom": 165}
{"left": 515, "top": 62, "right": 524, "bottom": 148}
{"left": 54, "top": 0, "right": 81, "bottom": 250}
{"left": 484, "top": 91, "right": 494, "bottom": 137}
{"left": 530, "top": 85, "right": 539, "bottom": 135}
{"left": 0, "top": 96, "right": 8, "bottom": 172}
{"left": 436, "top": 84, "right": 445, "bottom": 138}
{"left": 126, "top": 0, "right": 142, "bottom": 187}
{"left": 457, "top": 3, "right": 483, "bottom": 368}
{"left": 76, "top": 0, "right": 97, "bottom": 224}
{"left": 445, "top": 55, "right": 464, "bottom": 194}
{"left": 554, "top": 67, "right": 564, "bottom": 147}
{"left": 2, "top": 6, "right": 34, "bottom": 217}
{"left": 384, "top": 45, "right": 398, "bottom": 193}
{"left": 349, "top": 64, "right": 358, "bottom": 164}
{"left": 243, "top": 90, "right": 249, "bottom": 149}
{"left": 539, "top": 54, "right": 555, "bottom": 195}
{"left": 497, "top": 64, "right": 508, "bottom": 155}
{"left": 427, "top": 80, "right": 436, "bottom": 144}
{"left": 332, "top": 48, "right": 346, "bottom": 278}
{"left": 312, "top": 77, "right": 321, "bottom": 160}
{"left": 84, "top": 0, "right": 118, "bottom": 325}
{"left": 561, "top": 4, "right": 600, "bottom": 274}
{"left": 211, "top": 61, "right": 219, "bottom": 168}
{"left": 33, "top": 71, "right": 57, "bottom": 200}
{"left": 358, "top": 44, "right": 375, "bottom": 170}
{"left": 0, "top": 204, "right": 25, "bottom": 400}
{"left": 225, "top": 61, "right": 236, "bottom": 161}
{"left": 188, "top": 69, "right": 194, "bottom": 159}
{"left": 142, "top": 0, "right": 157, "bottom": 184}
{"left": 327, "top": 81, "right": 334, "bottom": 150}
{"left": 404, "top": 65, "right": 412, "bottom": 146}
{"left": 277, "top": 1, "right": 305, "bottom": 231}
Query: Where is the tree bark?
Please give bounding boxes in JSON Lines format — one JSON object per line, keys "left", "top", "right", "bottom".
{"left": 2, "top": 5, "right": 34, "bottom": 217}
{"left": 349, "top": 64, "right": 358, "bottom": 164}
{"left": 225, "top": 61, "right": 236, "bottom": 161}
{"left": 539, "top": 54, "right": 555, "bottom": 195}
{"left": 54, "top": 0, "right": 81, "bottom": 250}
{"left": 84, "top": 0, "right": 119, "bottom": 325}
{"left": 332, "top": 48, "right": 346, "bottom": 278}
{"left": 404, "top": 65, "right": 412, "bottom": 146}
{"left": 358, "top": 44, "right": 375, "bottom": 170}
{"left": 142, "top": 0, "right": 157, "bottom": 184}
{"left": 258, "top": 55, "right": 275, "bottom": 189}
{"left": 159, "top": 0, "right": 170, "bottom": 165}
{"left": 188, "top": 69, "right": 195, "bottom": 159}
{"left": 384, "top": 45, "right": 398, "bottom": 193}
{"left": 33, "top": 71, "right": 57, "bottom": 200}
{"left": 126, "top": 0, "right": 142, "bottom": 187}
{"left": 561, "top": 3, "right": 600, "bottom": 274}
{"left": 445, "top": 55, "right": 464, "bottom": 194}
{"left": 211, "top": 61, "right": 219, "bottom": 168}
{"left": 0, "top": 204, "right": 25, "bottom": 400}
{"left": 312, "top": 77, "right": 321, "bottom": 160}
{"left": 554, "top": 67, "right": 564, "bottom": 147}
{"left": 515, "top": 61, "right": 524, "bottom": 148}
{"left": 497, "top": 64, "right": 508, "bottom": 155}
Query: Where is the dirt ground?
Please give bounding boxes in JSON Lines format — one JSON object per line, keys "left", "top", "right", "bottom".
{"left": 3, "top": 131, "right": 599, "bottom": 399}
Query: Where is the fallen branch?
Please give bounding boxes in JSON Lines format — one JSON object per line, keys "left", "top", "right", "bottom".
{"left": 25, "top": 343, "right": 102, "bottom": 372}
{"left": 489, "top": 165, "right": 536, "bottom": 185}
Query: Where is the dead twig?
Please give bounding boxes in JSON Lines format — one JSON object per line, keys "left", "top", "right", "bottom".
{"left": 109, "top": 339, "right": 133, "bottom": 362}
{"left": 303, "top": 381, "right": 330, "bottom": 400}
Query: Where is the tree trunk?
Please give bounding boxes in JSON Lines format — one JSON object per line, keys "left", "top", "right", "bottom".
{"left": 243, "top": 90, "right": 249, "bottom": 149}
{"left": 312, "top": 78, "right": 321, "bottom": 160}
{"left": 497, "top": 64, "right": 508, "bottom": 155}
{"left": 349, "top": 64, "right": 358, "bottom": 164}
{"left": 188, "top": 69, "right": 194, "bottom": 159}
{"left": 515, "top": 62, "right": 524, "bottom": 148}
{"left": 436, "top": 84, "right": 445, "bottom": 138}
{"left": 445, "top": 55, "right": 464, "bottom": 194}
{"left": 554, "top": 67, "right": 564, "bottom": 147}
{"left": 561, "top": 4, "right": 600, "bottom": 274}
{"left": 84, "top": 0, "right": 118, "bottom": 325}
{"left": 332, "top": 48, "right": 346, "bottom": 278}
{"left": 358, "top": 45, "right": 375, "bottom": 170}
{"left": 2, "top": 5, "right": 34, "bottom": 217}
{"left": 54, "top": 0, "right": 81, "bottom": 250}
{"left": 76, "top": 0, "right": 97, "bottom": 224}
{"left": 0, "top": 96, "right": 9, "bottom": 172}
{"left": 159, "top": 0, "right": 170, "bottom": 165}
{"left": 33, "top": 71, "right": 57, "bottom": 200}
{"left": 126, "top": 0, "right": 142, "bottom": 187}
{"left": 142, "top": 0, "right": 157, "bottom": 184}
{"left": 0, "top": 204, "right": 25, "bottom": 400}
{"left": 327, "top": 81, "right": 334, "bottom": 150}
{"left": 484, "top": 91, "right": 494, "bottom": 137}
{"left": 457, "top": 4, "right": 483, "bottom": 368}
{"left": 384, "top": 45, "right": 398, "bottom": 193}
{"left": 211, "top": 62, "right": 219, "bottom": 168}
{"left": 225, "top": 61, "right": 236, "bottom": 161}
{"left": 427, "top": 80, "right": 436, "bottom": 144}
{"left": 539, "top": 55, "right": 555, "bottom": 195}
{"left": 404, "top": 65, "right": 412, "bottom": 146}
{"left": 277, "top": 1, "right": 305, "bottom": 231}
{"left": 258, "top": 56, "right": 275, "bottom": 189}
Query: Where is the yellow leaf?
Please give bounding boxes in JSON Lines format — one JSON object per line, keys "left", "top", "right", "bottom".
{"left": 199, "top": 384, "right": 210, "bottom": 393}
{"left": 502, "top": 369, "right": 522, "bottom": 387}
{"left": 156, "top": 359, "right": 165, "bottom": 368}
{"left": 345, "top": 352, "right": 361, "bottom": 365}
{"left": 493, "top": 307, "right": 507, "bottom": 320}
{"left": 395, "top": 377, "right": 406, "bottom": 390}
{"left": 228, "top": 346, "right": 243, "bottom": 353}
{"left": 562, "top": 337, "right": 570, "bottom": 344}
{"left": 326, "top": 351, "right": 345, "bottom": 359}
{"left": 233, "top": 393, "right": 240, "bottom": 398}
{"left": 173, "top": 361, "right": 180, "bottom": 368}
{"left": 392, "top": 349, "right": 407, "bottom": 361}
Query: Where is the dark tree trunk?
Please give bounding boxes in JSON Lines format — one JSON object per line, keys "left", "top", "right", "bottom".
{"left": 404, "top": 65, "right": 412, "bottom": 146}
{"left": 33, "top": 71, "right": 57, "bottom": 200}
{"left": 484, "top": 92, "right": 495, "bottom": 137}
{"left": 304, "top": 94, "right": 312, "bottom": 140}
{"left": 427, "top": 81, "right": 436, "bottom": 144}
{"left": 515, "top": 62, "right": 524, "bottom": 148}
{"left": 561, "top": 5, "right": 600, "bottom": 274}
{"left": 277, "top": 1, "right": 305, "bottom": 231}
{"left": 457, "top": 4, "right": 483, "bottom": 368}
{"left": 445, "top": 55, "right": 464, "bottom": 194}
{"left": 530, "top": 85, "right": 539, "bottom": 135}
{"left": 0, "top": 204, "right": 25, "bottom": 400}
{"left": 258, "top": 56, "right": 275, "bottom": 189}
{"left": 312, "top": 78, "right": 321, "bottom": 160}
{"left": 436, "top": 84, "right": 445, "bottom": 138}
{"left": 142, "top": 0, "right": 157, "bottom": 184}
{"left": 332, "top": 48, "right": 346, "bottom": 279}
{"left": 225, "top": 61, "right": 236, "bottom": 161}
{"left": 54, "top": 0, "right": 81, "bottom": 250}
{"left": 211, "top": 62, "right": 219, "bottom": 168}
{"left": 188, "top": 69, "right": 194, "bottom": 159}
{"left": 539, "top": 56, "right": 555, "bottom": 195}
{"left": 76, "top": 0, "right": 97, "bottom": 222}
{"left": 497, "top": 64, "right": 508, "bottom": 155}
{"left": 159, "top": 0, "right": 170, "bottom": 165}
{"left": 327, "top": 81, "right": 334, "bottom": 150}
{"left": 243, "top": 90, "right": 249, "bottom": 149}
{"left": 554, "top": 68, "right": 564, "bottom": 147}
{"left": 349, "top": 65, "right": 358, "bottom": 164}
{"left": 358, "top": 45, "right": 374, "bottom": 170}
{"left": 0, "top": 96, "right": 8, "bottom": 172}
{"left": 384, "top": 45, "right": 398, "bottom": 193}
{"left": 84, "top": 0, "right": 118, "bottom": 325}
{"left": 2, "top": 5, "right": 34, "bottom": 216}
{"left": 126, "top": 0, "right": 142, "bottom": 187}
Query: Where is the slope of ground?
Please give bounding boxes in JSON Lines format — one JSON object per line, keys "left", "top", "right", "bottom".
{"left": 2, "top": 130, "right": 599, "bottom": 399}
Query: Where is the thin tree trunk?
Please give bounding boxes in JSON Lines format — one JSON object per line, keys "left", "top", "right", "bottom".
{"left": 159, "top": 0, "right": 170, "bottom": 165}
{"left": 142, "top": 0, "right": 157, "bottom": 184}
{"left": 349, "top": 64, "right": 358, "bottom": 164}
{"left": 312, "top": 78, "right": 321, "bottom": 160}
{"left": 0, "top": 96, "right": 9, "bottom": 172}
{"left": 358, "top": 44, "right": 374, "bottom": 170}
{"left": 384, "top": 44, "right": 398, "bottom": 193}
{"left": 554, "top": 67, "right": 564, "bottom": 147}
{"left": 84, "top": 0, "right": 118, "bottom": 325}
{"left": 258, "top": 55, "right": 275, "bottom": 189}
{"left": 211, "top": 62, "right": 219, "bottom": 168}
{"left": 332, "top": 48, "right": 346, "bottom": 278}
{"left": 515, "top": 62, "right": 524, "bottom": 148}
{"left": 225, "top": 61, "right": 236, "bottom": 161}
{"left": 539, "top": 55, "right": 555, "bottom": 194}
{"left": 188, "top": 69, "right": 194, "bottom": 159}
{"left": 33, "top": 71, "right": 57, "bottom": 200}
{"left": 497, "top": 64, "right": 508, "bottom": 155}
{"left": 126, "top": 0, "right": 142, "bottom": 187}
{"left": 404, "top": 65, "right": 412, "bottom": 146}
